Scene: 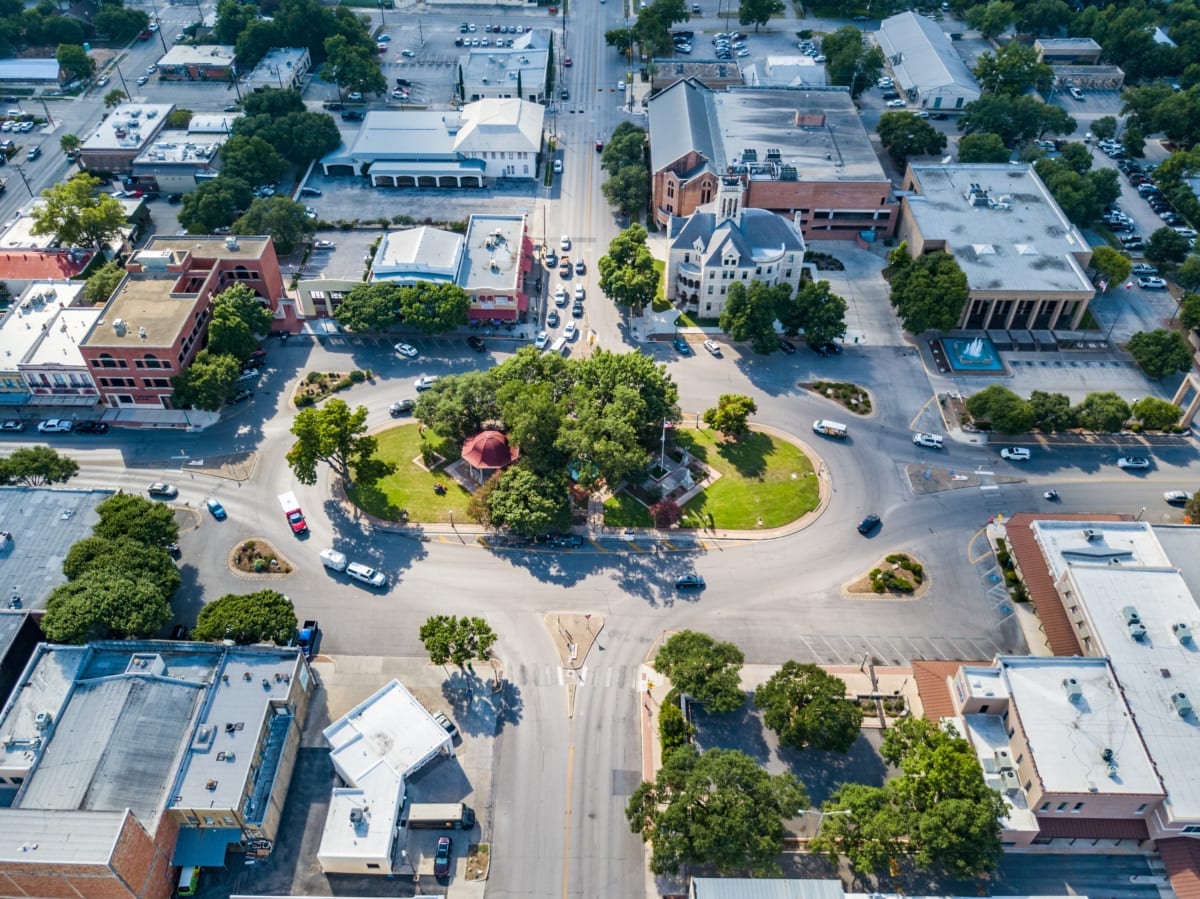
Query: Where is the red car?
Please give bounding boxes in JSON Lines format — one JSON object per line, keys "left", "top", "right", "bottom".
{"left": 564, "top": 56, "right": 572, "bottom": 66}
{"left": 138, "top": 30, "right": 152, "bottom": 40}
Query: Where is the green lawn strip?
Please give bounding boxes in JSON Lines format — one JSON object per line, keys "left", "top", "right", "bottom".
{"left": 604, "top": 491, "right": 653, "bottom": 527}
{"left": 348, "top": 425, "right": 469, "bottom": 523}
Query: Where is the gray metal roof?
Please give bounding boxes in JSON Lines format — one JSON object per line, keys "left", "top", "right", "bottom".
{"left": 671, "top": 208, "right": 805, "bottom": 268}
{"left": 647, "top": 78, "right": 722, "bottom": 181}
{"left": 0, "top": 808, "right": 127, "bottom": 863}
{"left": 877, "top": 12, "right": 980, "bottom": 96}
{"left": 691, "top": 878, "right": 845, "bottom": 899}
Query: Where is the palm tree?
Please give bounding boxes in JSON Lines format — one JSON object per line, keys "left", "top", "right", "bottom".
{"left": 59, "top": 133, "right": 81, "bottom": 157}
{"left": 103, "top": 89, "right": 127, "bottom": 108}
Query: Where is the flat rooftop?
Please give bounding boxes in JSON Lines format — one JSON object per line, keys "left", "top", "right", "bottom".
{"left": 187, "top": 113, "right": 239, "bottom": 134}
{"left": 0, "top": 488, "right": 108, "bottom": 608}
{"left": 1032, "top": 520, "right": 1200, "bottom": 820}
{"left": 80, "top": 103, "right": 172, "bottom": 153}
{"left": 1035, "top": 37, "right": 1101, "bottom": 50}
{"left": 158, "top": 44, "right": 234, "bottom": 67}
{"left": 0, "top": 809, "right": 127, "bottom": 864}
{"left": 905, "top": 164, "right": 1094, "bottom": 294}
{"left": 0, "top": 209, "right": 55, "bottom": 250}
{"left": 81, "top": 277, "right": 201, "bottom": 351}
{"left": 461, "top": 215, "right": 525, "bottom": 293}
{"left": 374, "top": 227, "right": 462, "bottom": 283}
{"left": 142, "top": 234, "right": 272, "bottom": 262}
{"left": 134, "top": 137, "right": 222, "bottom": 167}
{"left": 243, "top": 47, "right": 307, "bottom": 87}
{"left": 461, "top": 47, "right": 548, "bottom": 85}
{"left": 25, "top": 306, "right": 103, "bottom": 368}
{"left": 0, "top": 282, "right": 85, "bottom": 368}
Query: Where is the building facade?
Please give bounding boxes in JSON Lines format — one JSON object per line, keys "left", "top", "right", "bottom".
{"left": 459, "top": 48, "right": 549, "bottom": 102}
{"left": 77, "top": 103, "right": 173, "bottom": 174}
{"left": 876, "top": 11, "right": 980, "bottom": 111}
{"left": 157, "top": 45, "right": 236, "bottom": 81}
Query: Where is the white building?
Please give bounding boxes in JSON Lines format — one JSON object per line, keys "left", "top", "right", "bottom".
{"left": 242, "top": 47, "right": 310, "bottom": 91}
{"left": 459, "top": 47, "right": 550, "bottom": 102}
{"left": 318, "top": 680, "right": 453, "bottom": 875}
{"left": 77, "top": 103, "right": 174, "bottom": 173}
{"left": 0, "top": 281, "right": 100, "bottom": 407}
{"left": 665, "top": 175, "right": 806, "bottom": 317}
{"left": 320, "top": 98, "right": 544, "bottom": 187}
{"left": 743, "top": 56, "right": 828, "bottom": 88}
{"left": 877, "top": 11, "right": 980, "bottom": 112}
{"left": 132, "top": 136, "right": 223, "bottom": 194}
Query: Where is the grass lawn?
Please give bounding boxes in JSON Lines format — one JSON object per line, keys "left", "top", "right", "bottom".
{"left": 652, "top": 258, "right": 671, "bottom": 312}
{"left": 347, "top": 425, "right": 470, "bottom": 524}
{"left": 603, "top": 426, "right": 819, "bottom": 530}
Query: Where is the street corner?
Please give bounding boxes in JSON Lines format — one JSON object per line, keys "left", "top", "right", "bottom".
{"left": 544, "top": 611, "right": 604, "bottom": 669}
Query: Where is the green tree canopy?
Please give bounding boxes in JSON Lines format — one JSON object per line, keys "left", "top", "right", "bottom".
{"left": 55, "top": 43, "right": 94, "bottom": 81}
{"left": 59, "top": 133, "right": 81, "bottom": 156}
{"left": 335, "top": 282, "right": 401, "bottom": 333}
{"left": 1091, "top": 245, "right": 1132, "bottom": 289}
{"left": 83, "top": 261, "right": 125, "bottom": 306}
{"left": 324, "top": 33, "right": 386, "bottom": 95}
{"left": 208, "top": 283, "right": 271, "bottom": 360}
{"left": 959, "top": 94, "right": 1075, "bottom": 147}
{"left": 103, "top": 88, "right": 127, "bottom": 108}
{"left": 498, "top": 379, "right": 567, "bottom": 474}
{"left": 1033, "top": 157, "right": 1119, "bottom": 226}
{"left": 239, "top": 86, "right": 305, "bottom": 117}
{"left": 1177, "top": 256, "right": 1200, "bottom": 294}
{"left": 397, "top": 282, "right": 472, "bottom": 334}
{"left": 42, "top": 569, "right": 173, "bottom": 643}
{"left": 721, "top": 281, "right": 789, "bottom": 354}
{"left": 93, "top": 493, "right": 179, "bottom": 548}
{"left": 888, "top": 250, "right": 968, "bottom": 333}
{"left": 233, "top": 196, "right": 316, "bottom": 255}
{"left": 414, "top": 369, "right": 499, "bottom": 443}
{"left": 958, "top": 132, "right": 1011, "bottom": 163}
{"left": 419, "top": 614, "right": 497, "bottom": 667}
{"left": 600, "top": 165, "right": 651, "bottom": 220}
{"left": 973, "top": 41, "right": 1053, "bottom": 96}
{"left": 1127, "top": 329, "right": 1193, "bottom": 380}
{"left": 1131, "top": 396, "right": 1183, "bottom": 430}
{"left": 214, "top": 0, "right": 258, "bottom": 45}
{"left": 877, "top": 111, "right": 947, "bottom": 167}
{"left": 1072, "top": 391, "right": 1131, "bottom": 433}
{"left": 600, "top": 122, "right": 646, "bottom": 176}
{"left": 965, "top": 0, "right": 1015, "bottom": 38}
{"left": 966, "top": 384, "right": 1034, "bottom": 434}
{"left": 0, "top": 445, "right": 79, "bottom": 486}
{"left": 1028, "top": 390, "right": 1075, "bottom": 432}
{"left": 179, "top": 177, "right": 253, "bottom": 234}
{"left": 626, "top": 746, "right": 807, "bottom": 876}
{"left": 655, "top": 629, "right": 745, "bottom": 713}
{"left": 171, "top": 349, "right": 241, "bottom": 410}
{"left": 822, "top": 26, "right": 883, "bottom": 98}
{"left": 232, "top": 108, "right": 341, "bottom": 166}
{"left": 62, "top": 535, "right": 179, "bottom": 598}
{"left": 192, "top": 590, "right": 298, "bottom": 645}
{"left": 1145, "top": 228, "right": 1193, "bottom": 266}
{"left": 484, "top": 466, "right": 571, "bottom": 536}
{"left": 598, "top": 225, "right": 660, "bottom": 311}
{"left": 93, "top": 4, "right": 148, "bottom": 41}
{"left": 738, "top": 0, "right": 783, "bottom": 30}
{"left": 703, "top": 394, "right": 758, "bottom": 439}
{"left": 218, "top": 135, "right": 287, "bottom": 187}
{"left": 779, "top": 280, "right": 847, "bottom": 345}
{"left": 287, "top": 398, "right": 376, "bottom": 485}
{"left": 754, "top": 661, "right": 863, "bottom": 752}
{"left": 1090, "top": 115, "right": 1118, "bottom": 141}
{"left": 31, "top": 173, "right": 128, "bottom": 249}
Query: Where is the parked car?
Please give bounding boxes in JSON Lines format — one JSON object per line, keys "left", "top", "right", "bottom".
{"left": 390, "top": 399, "right": 415, "bottom": 416}
{"left": 564, "top": 321, "right": 577, "bottom": 340}
{"left": 206, "top": 497, "right": 227, "bottom": 520}
{"left": 414, "top": 375, "right": 439, "bottom": 391}
{"left": 1000, "top": 447, "right": 1030, "bottom": 461}
{"left": 778, "top": 338, "right": 797, "bottom": 355}
{"left": 300, "top": 186, "right": 322, "bottom": 197}
{"left": 546, "top": 310, "right": 560, "bottom": 327}
{"left": 573, "top": 284, "right": 584, "bottom": 301}
{"left": 37, "top": 419, "right": 71, "bottom": 433}
{"left": 394, "top": 342, "right": 418, "bottom": 357}
{"left": 434, "top": 837, "right": 452, "bottom": 878}
{"left": 433, "top": 711, "right": 459, "bottom": 740}
{"left": 467, "top": 335, "right": 486, "bottom": 352}
{"left": 230, "top": 388, "right": 253, "bottom": 403}
{"left": 1117, "top": 456, "right": 1150, "bottom": 469}
{"left": 74, "top": 421, "right": 109, "bottom": 434}
{"left": 534, "top": 330, "right": 549, "bottom": 349}
{"left": 1131, "top": 264, "right": 1158, "bottom": 276}
{"left": 1164, "top": 490, "right": 1192, "bottom": 506}
{"left": 1137, "top": 277, "right": 1167, "bottom": 289}
{"left": 575, "top": 258, "right": 586, "bottom": 275}
{"left": 1068, "top": 86, "right": 1085, "bottom": 100}
{"left": 0, "top": 419, "right": 24, "bottom": 431}
{"left": 809, "top": 341, "right": 842, "bottom": 357}
{"left": 886, "top": 99, "right": 907, "bottom": 108}
{"left": 857, "top": 513, "right": 881, "bottom": 535}
{"left": 147, "top": 482, "right": 178, "bottom": 498}
{"left": 703, "top": 339, "right": 721, "bottom": 356}
{"left": 673, "top": 337, "right": 691, "bottom": 355}
{"left": 674, "top": 574, "right": 706, "bottom": 589}
{"left": 314, "top": 239, "right": 335, "bottom": 249}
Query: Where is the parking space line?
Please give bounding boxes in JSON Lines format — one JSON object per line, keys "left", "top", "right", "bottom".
{"left": 623, "top": 540, "right": 647, "bottom": 553}
{"left": 587, "top": 538, "right": 608, "bottom": 553}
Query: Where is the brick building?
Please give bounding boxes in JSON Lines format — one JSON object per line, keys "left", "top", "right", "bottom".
{"left": 647, "top": 80, "right": 897, "bottom": 241}
{"left": 156, "top": 44, "right": 236, "bottom": 82}
{"left": 77, "top": 103, "right": 173, "bottom": 175}
{"left": 80, "top": 236, "right": 284, "bottom": 410}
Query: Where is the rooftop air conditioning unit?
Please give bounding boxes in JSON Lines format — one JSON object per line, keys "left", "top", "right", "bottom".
{"left": 1173, "top": 622, "right": 1193, "bottom": 644}
{"left": 112, "top": 318, "right": 126, "bottom": 336}
{"left": 1121, "top": 606, "right": 1141, "bottom": 626}
{"left": 1083, "top": 528, "right": 1102, "bottom": 541}
{"left": 34, "top": 712, "right": 52, "bottom": 730}
{"left": 1129, "top": 622, "right": 1147, "bottom": 641}
{"left": 1062, "top": 677, "right": 1082, "bottom": 701}
{"left": 1172, "top": 692, "right": 1192, "bottom": 717}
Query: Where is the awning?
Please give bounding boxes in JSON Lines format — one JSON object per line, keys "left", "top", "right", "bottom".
{"left": 171, "top": 826, "right": 243, "bottom": 867}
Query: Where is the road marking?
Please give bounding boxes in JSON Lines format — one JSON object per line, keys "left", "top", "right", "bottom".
{"left": 577, "top": 667, "right": 586, "bottom": 685}
{"left": 587, "top": 538, "right": 608, "bottom": 552}
{"left": 478, "top": 537, "right": 491, "bottom": 548}
{"left": 562, "top": 741, "right": 575, "bottom": 899}
{"left": 663, "top": 540, "right": 679, "bottom": 551}
{"left": 623, "top": 540, "right": 647, "bottom": 553}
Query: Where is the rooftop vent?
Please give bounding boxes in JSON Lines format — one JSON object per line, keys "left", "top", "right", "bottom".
{"left": 1083, "top": 528, "right": 1102, "bottom": 541}
{"left": 1062, "top": 677, "right": 1082, "bottom": 701}
{"left": 765, "top": 147, "right": 781, "bottom": 161}
{"left": 205, "top": 779, "right": 218, "bottom": 791}
{"left": 138, "top": 326, "right": 147, "bottom": 340}
{"left": 34, "top": 712, "right": 52, "bottom": 730}
{"left": 349, "top": 807, "right": 365, "bottom": 823}
{"left": 112, "top": 318, "right": 126, "bottom": 336}
{"left": 1122, "top": 606, "right": 1141, "bottom": 626}
{"left": 1102, "top": 747, "right": 1114, "bottom": 762}
{"left": 224, "top": 236, "right": 239, "bottom": 251}
{"left": 1000, "top": 769, "right": 1020, "bottom": 793}
{"left": 1172, "top": 691, "right": 1192, "bottom": 717}
{"left": 1173, "top": 622, "right": 1193, "bottom": 644}
{"left": 742, "top": 148, "right": 758, "bottom": 162}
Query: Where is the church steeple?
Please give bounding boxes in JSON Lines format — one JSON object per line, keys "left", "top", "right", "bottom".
{"left": 717, "top": 175, "right": 743, "bottom": 225}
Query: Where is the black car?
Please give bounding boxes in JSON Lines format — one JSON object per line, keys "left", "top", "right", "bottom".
{"left": 167, "top": 193, "right": 182, "bottom": 203}
{"left": 434, "top": 837, "right": 452, "bottom": 878}
{"left": 170, "top": 624, "right": 189, "bottom": 640}
{"left": 396, "top": 78, "right": 411, "bottom": 87}
{"left": 930, "top": 112, "right": 949, "bottom": 120}
{"left": 572, "top": 301, "right": 584, "bottom": 317}
{"left": 674, "top": 574, "right": 706, "bottom": 590}
{"left": 341, "top": 110, "right": 364, "bottom": 121}
{"left": 230, "top": 388, "right": 253, "bottom": 403}
{"left": 74, "top": 421, "right": 109, "bottom": 434}
{"left": 467, "top": 335, "right": 486, "bottom": 352}
{"left": 323, "top": 101, "right": 345, "bottom": 110}
{"left": 809, "top": 340, "right": 843, "bottom": 357}
{"left": 390, "top": 399, "right": 415, "bottom": 416}
{"left": 857, "top": 513, "right": 881, "bottom": 535}
{"left": 244, "top": 355, "right": 266, "bottom": 369}
{"left": 778, "top": 338, "right": 797, "bottom": 355}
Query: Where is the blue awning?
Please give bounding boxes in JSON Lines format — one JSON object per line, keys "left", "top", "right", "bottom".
{"left": 171, "top": 826, "right": 243, "bottom": 867}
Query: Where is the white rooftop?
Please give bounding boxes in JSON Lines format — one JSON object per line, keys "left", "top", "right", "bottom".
{"left": 80, "top": 103, "right": 172, "bottom": 152}
{"left": 905, "top": 164, "right": 1094, "bottom": 295}
{"left": 25, "top": 306, "right": 105, "bottom": 368}
{"left": 187, "top": 114, "right": 239, "bottom": 134}
{"left": 0, "top": 809, "right": 127, "bottom": 864}
{"left": 1032, "top": 520, "right": 1200, "bottom": 823}
{"left": 158, "top": 44, "right": 235, "bottom": 67}
{"left": 243, "top": 47, "right": 307, "bottom": 87}
{"left": 0, "top": 282, "right": 85, "bottom": 368}
{"left": 461, "top": 214, "right": 526, "bottom": 293}
{"left": 373, "top": 227, "right": 463, "bottom": 284}
{"left": 133, "top": 136, "right": 222, "bottom": 167}
{"left": 460, "top": 47, "right": 549, "bottom": 85}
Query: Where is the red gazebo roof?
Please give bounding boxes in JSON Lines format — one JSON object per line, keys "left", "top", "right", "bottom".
{"left": 461, "top": 430, "right": 517, "bottom": 470}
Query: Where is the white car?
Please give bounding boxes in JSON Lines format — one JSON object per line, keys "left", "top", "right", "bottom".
{"left": 37, "top": 419, "right": 72, "bottom": 433}
{"left": 1000, "top": 447, "right": 1030, "bottom": 461}
{"left": 346, "top": 562, "right": 387, "bottom": 587}
{"left": 1131, "top": 264, "right": 1158, "bottom": 276}
{"left": 560, "top": 235, "right": 571, "bottom": 251}
{"left": 1137, "top": 277, "right": 1167, "bottom": 289}
{"left": 394, "top": 342, "right": 418, "bottom": 357}
{"left": 552, "top": 159, "right": 563, "bottom": 173}
{"left": 564, "top": 321, "right": 577, "bottom": 340}
{"left": 1164, "top": 490, "right": 1192, "bottom": 506}
{"left": 534, "top": 330, "right": 549, "bottom": 349}
{"left": 912, "top": 432, "right": 944, "bottom": 449}
{"left": 877, "top": 77, "right": 893, "bottom": 88}
{"left": 703, "top": 339, "right": 721, "bottom": 356}
{"left": 554, "top": 285, "right": 567, "bottom": 306}
{"left": 314, "top": 240, "right": 335, "bottom": 249}
{"left": 414, "top": 375, "right": 439, "bottom": 391}
{"left": 347, "top": 91, "right": 363, "bottom": 101}
{"left": 1117, "top": 456, "right": 1150, "bottom": 470}
{"left": 574, "top": 284, "right": 584, "bottom": 301}
{"left": 886, "top": 99, "right": 907, "bottom": 108}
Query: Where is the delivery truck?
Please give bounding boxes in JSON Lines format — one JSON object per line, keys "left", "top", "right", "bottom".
{"left": 812, "top": 419, "right": 848, "bottom": 439}
{"left": 278, "top": 491, "right": 308, "bottom": 534}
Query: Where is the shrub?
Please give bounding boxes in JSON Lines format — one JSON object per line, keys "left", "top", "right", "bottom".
{"left": 296, "top": 393, "right": 315, "bottom": 407}
{"left": 332, "top": 377, "right": 353, "bottom": 392}
{"left": 658, "top": 701, "right": 694, "bottom": 754}
{"left": 349, "top": 369, "right": 367, "bottom": 383}
{"left": 305, "top": 371, "right": 323, "bottom": 384}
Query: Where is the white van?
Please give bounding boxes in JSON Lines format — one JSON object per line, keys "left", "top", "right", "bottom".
{"left": 912, "top": 432, "right": 944, "bottom": 449}
{"left": 548, "top": 335, "right": 569, "bottom": 356}
{"left": 346, "top": 562, "right": 387, "bottom": 588}
{"left": 319, "top": 548, "right": 348, "bottom": 572}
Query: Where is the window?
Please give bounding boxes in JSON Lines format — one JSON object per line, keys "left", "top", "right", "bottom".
{"left": 367, "top": 863, "right": 381, "bottom": 870}
{"left": 1056, "top": 802, "right": 1068, "bottom": 812}
{"left": 1183, "top": 825, "right": 1200, "bottom": 835}
{"left": 1040, "top": 802, "right": 1051, "bottom": 812}
{"left": 1016, "top": 754, "right": 1024, "bottom": 765}
{"left": 1072, "top": 802, "right": 1084, "bottom": 813}
{"left": 707, "top": 285, "right": 713, "bottom": 294}
{"left": 1136, "top": 804, "right": 1148, "bottom": 814}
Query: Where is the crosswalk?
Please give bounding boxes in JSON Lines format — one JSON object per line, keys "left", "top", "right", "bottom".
{"left": 509, "top": 663, "right": 635, "bottom": 689}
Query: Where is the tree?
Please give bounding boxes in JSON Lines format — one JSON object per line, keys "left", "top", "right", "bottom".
{"left": 179, "top": 177, "right": 253, "bottom": 234}
{"left": 413, "top": 370, "right": 499, "bottom": 443}
{"left": 94, "top": 4, "right": 148, "bottom": 41}
{"left": 958, "top": 132, "right": 1010, "bottom": 163}
{"left": 1091, "top": 245, "right": 1132, "bottom": 289}
{"left": 287, "top": 398, "right": 375, "bottom": 485}
{"left": 192, "top": 590, "right": 298, "bottom": 645}
{"left": 703, "top": 394, "right": 758, "bottom": 440}
{"left": 649, "top": 498, "right": 683, "bottom": 529}
{"left": 171, "top": 349, "right": 241, "bottom": 410}
{"left": 721, "top": 281, "right": 789, "bottom": 354}
{"left": 601, "top": 164, "right": 650, "bottom": 219}
{"left": 1186, "top": 492, "right": 1200, "bottom": 525}
{"left": 42, "top": 569, "right": 172, "bottom": 643}
{"left": 233, "top": 196, "right": 316, "bottom": 255}
{"left": 812, "top": 718, "right": 1005, "bottom": 878}
{"left": 62, "top": 536, "right": 179, "bottom": 600}
{"left": 1072, "top": 391, "right": 1131, "bottom": 433}
{"left": 1033, "top": 158, "right": 1119, "bottom": 226}
{"left": 103, "top": 88, "right": 126, "bottom": 108}
{"left": 605, "top": 27, "right": 635, "bottom": 56}
{"left": 55, "top": 43, "right": 93, "bottom": 82}
{"left": 31, "top": 173, "right": 127, "bottom": 249}
{"left": 334, "top": 282, "right": 400, "bottom": 333}
{"left": 1131, "top": 396, "right": 1183, "bottom": 430}
{"left": 965, "top": 0, "right": 1015, "bottom": 39}
{"left": 779, "top": 280, "right": 847, "bottom": 345}
{"left": 93, "top": 493, "right": 179, "bottom": 548}
{"left": 1016, "top": 0, "right": 1071, "bottom": 35}
{"left": 654, "top": 629, "right": 745, "bottom": 713}
{"left": 959, "top": 94, "right": 1075, "bottom": 147}
{"left": 209, "top": 283, "right": 271, "bottom": 360}
{"left": 600, "top": 122, "right": 646, "bottom": 175}
{"left": 1145, "top": 228, "right": 1193, "bottom": 267}
{"left": 498, "top": 379, "right": 567, "bottom": 474}
{"left": 626, "top": 746, "right": 807, "bottom": 876}
{"left": 418, "top": 615, "right": 497, "bottom": 667}
{"left": 324, "top": 33, "right": 386, "bottom": 96}
{"left": 1091, "top": 115, "right": 1118, "bottom": 141}
{"left": 82, "top": 261, "right": 124, "bottom": 308}
{"left": 0, "top": 445, "right": 78, "bottom": 486}
{"left": 822, "top": 26, "right": 883, "bottom": 98}
{"left": 1181, "top": 293, "right": 1200, "bottom": 330}
{"left": 973, "top": 42, "right": 1053, "bottom": 96}
{"left": 218, "top": 135, "right": 287, "bottom": 187}
{"left": 397, "top": 282, "right": 472, "bottom": 334}
{"left": 888, "top": 250, "right": 968, "bottom": 333}
{"left": 59, "top": 133, "right": 81, "bottom": 157}
{"left": 754, "top": 661, "right": 863, "bottom": 752}
{"left": 877, "top": 111, "right": 947, "bottom": 167}
{"left": 738, "top": 0, "right": 783, "bottom": 31}
{"left": 165, "top": 107, "right": 193, "bottom": 129}
{"left": 1028, "top": 390, "right": 1075, "bottom": 432}
{"left": 1127, "top": 329, "right": 1193, "bottom": 380}
{"left": 658, "top": 701, "right": 694, "bottom": 754}
{"left": 598, "top": 225, "right": 660, "bottom": 310}
{"left": 233, "top": 109, "right": 341, "bottom": 167}
{"left": 966, "top": 384, "right": 1034, "bottom": 433}
{"left": 1177, "top": 255, "right": 1200, "bottom": 294}
{"left": 485, "top": 467, "right": 571, "bottom": 536}
{"left": 215, "top": 0, "right": 258, "bottom": 45}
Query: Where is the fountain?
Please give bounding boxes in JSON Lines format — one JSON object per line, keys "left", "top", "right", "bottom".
{"left": 961, "top": 337, "right": 986, "bottom": 361}
{"left": 941, "top": 335, "right": 1005, "bottom": 373}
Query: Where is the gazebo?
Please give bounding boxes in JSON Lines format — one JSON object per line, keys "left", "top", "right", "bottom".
{"left": 461, "top": 430, "right": 519, "bottom": 484}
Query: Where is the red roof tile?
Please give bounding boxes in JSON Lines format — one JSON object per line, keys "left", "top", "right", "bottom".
{"left": 1035, "top": 816, "right": 1149, "bottom": 840}
{"left": 0, "top": 249, "right": 95, "bottom": 280}
{"left": 1004, "top": 513, "right": 1130, "bottom": 657}
{"left": 912, "top": 660, "right": 987, "bottom": 719}
{"left": 1159, "top": 838, "right": 1200, "bottom": 899}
